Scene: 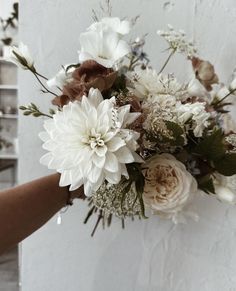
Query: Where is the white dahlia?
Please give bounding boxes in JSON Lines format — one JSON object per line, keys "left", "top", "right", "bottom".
{"left": 39, "top": 88, "right": 142, "bottom": 196}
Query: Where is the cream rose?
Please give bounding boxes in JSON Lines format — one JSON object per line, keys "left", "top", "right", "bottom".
{"left": 142, "top": 154, "right": 198, "bottom": 221}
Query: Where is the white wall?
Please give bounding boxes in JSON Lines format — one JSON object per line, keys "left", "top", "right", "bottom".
{"left": 19, "top": 1, "right": 236, "bottom": 290}
{"left": 0, "top": 0, "right": 16, "bottom": 19}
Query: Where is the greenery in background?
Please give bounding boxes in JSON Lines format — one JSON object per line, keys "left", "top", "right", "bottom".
{"left": 0, "top": 2, "right": 18, "bottom": 46}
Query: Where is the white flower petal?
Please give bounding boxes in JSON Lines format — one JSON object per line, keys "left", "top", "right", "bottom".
{"left": 115, "top": 146, "right": 135, "bottom": 163}
{"left": 104, "top": 152, "right": 119, "bottom": 172}
{"left": 107, "top": 136, "right": 126, "bottom": 152}
{"left": 104, "top": 169, "right": 121, "bottom": 184}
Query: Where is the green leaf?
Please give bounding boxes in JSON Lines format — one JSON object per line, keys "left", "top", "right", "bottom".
{"left": 23, "top": 111, "right": 31, "bottom": 116}
{"left": 194, "top": 129, "right": 225, "bottom": 161}
{"left": 166, "top": 121, "right": 185, "bottom": 146}
{"left": 197, "top": 175, "right": 215, "bottom": 194}
{"left": 214, "top": 153, "right": 236, "bottom": 176}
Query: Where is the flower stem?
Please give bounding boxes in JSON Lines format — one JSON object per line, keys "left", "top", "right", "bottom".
{"left": 33, "top": 73, "right": 57, "bottom": 97}
{"left": 158, "top": 48, "right": 176, "bottom": 74}
{"left": 213, "top": 88, "right": 236, "bottom": 106}
{"left": 35, "top": 71, "right": 48, "bottom": 81}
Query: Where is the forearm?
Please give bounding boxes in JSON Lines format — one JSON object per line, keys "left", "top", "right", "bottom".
{"left": 0, "top": 174, "right": 79, "bottom": 254}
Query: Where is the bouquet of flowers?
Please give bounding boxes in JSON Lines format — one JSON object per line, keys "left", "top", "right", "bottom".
{"left": 7, "top": 11, "right": 236, "bottom": 234}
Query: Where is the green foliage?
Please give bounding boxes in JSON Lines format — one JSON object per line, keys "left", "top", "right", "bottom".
{"left": 214, "top": 153, "right": 236, "bottom": 176}
{"left": 19, "top": 103, "right": 53, "bottom": 119}
{"left": 126, "top": 163, "right": 147, "bottom": 219}
{"left": 194, "top": 129, "right": 225, "bottom": 160}
{"left": 165, "top": 121, "right": 185, "bottom": 146}
{"left": 197, "top": 175, "right": 215, "bottom": 194}
{"left": 193, "top": 129, "right": 236, "bottom": 176}
{"left": 112, "top": 74, "right": 128, "bottom": 93}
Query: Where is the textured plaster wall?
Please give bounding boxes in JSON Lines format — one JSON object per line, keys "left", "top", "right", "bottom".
{"left": 19, "top": 1, "right": 236, "bottom": 290}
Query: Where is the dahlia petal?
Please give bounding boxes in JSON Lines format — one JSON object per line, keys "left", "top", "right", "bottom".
{"left": 104, "top": 169, "right": 121, "bottom": 184}
{"left": 81, "top": 96, "right": 92, "bottom": 114}
{"left": 88, "top": 88, "right": 103, "bottom": 107}
{"left": 121, "top": 164, "right": 129, "bottom": 178}
{"left": 104, "top": 152, "right": 119, "bottom": 172}
{"left": 42, "top": 140, "right": 57, "bottom": 151}
{"left": 114, "top": 146, "right": 135, "bottom": 163}
{"left": 132, "top": 152, "right": 144, "bottom": 163}
{"left": 88, "top": 166, "right": 102, "bottom": 183}
{"left": 123, "top": 112, "right": 141, "bottom": 126}
{"left": 95, "top": 145, "right": 107, "bottom": 157}
{"left": 39, "top": 131, "right": 50, "bottom": 142}
{"left": 69, "top": 177, "right": 83, "bottom": 191}
{"left": 59, "top": 171, "right": 72, "bottom": 187}
{"left": 118, "top": 105, "right": 130, "bottom": 124}
{"left": 92, "top": 173, "right": 104, "bottom": 192}
{"left": 107, "top": 136, "right": 126, "bottom": 152}
{"left": 40, "top": 153, "right": 53, "bottom": 166}
{"left": 84, "top": 180, "right": 93, "bottom": 196}
{"left": 93, "top": 154, "right": 106, "bottom": 168}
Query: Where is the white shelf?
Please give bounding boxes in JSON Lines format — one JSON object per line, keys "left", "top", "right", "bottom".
{"left": 0, "top": 114, "right": 18, "bottom": 119}
{"left": 0, "top": 84, "right": 18, "bottom": 90}
{"left": 0, "top": 153, "right": 18, "bottom": 159}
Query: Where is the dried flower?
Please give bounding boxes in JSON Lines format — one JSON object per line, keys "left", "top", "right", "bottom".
{"left": 192, "top": 57, "right": 219, "bottom": 91}
{"left": 93, "top": 181, "right": 142, "bottom": 218}
{"left": 61, "top": 60, "right": 117, "bottom": 103}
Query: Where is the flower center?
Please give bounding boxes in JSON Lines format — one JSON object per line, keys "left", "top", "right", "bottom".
{"left": 87, "top": 129, "right": 105, "bottom": 149}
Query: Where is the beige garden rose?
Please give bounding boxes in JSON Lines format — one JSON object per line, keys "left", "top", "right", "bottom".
{"left": 142, "top": 154, "right": 198, "bottom": 221}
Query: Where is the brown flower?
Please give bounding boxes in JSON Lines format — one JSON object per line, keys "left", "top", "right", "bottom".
{"left": 52, "top": 95, "right": 70, "bottom": 107}
{"left": 63, "top": 60, "right": 117, "bottom": 101}
{"left": 192, "top": 57, "right": 219, "bottom": 91}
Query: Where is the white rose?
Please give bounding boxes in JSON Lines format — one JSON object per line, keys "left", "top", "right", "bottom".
{"left": 142, "top": 154, "right": 198, "bottom": 221}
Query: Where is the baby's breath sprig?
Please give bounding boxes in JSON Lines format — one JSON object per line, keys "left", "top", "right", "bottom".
{"left": 19, "top": 103, "right": 54, "bottom": 118}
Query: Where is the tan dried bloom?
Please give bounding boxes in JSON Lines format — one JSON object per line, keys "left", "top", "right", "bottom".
{"left": 63, "top": 60, "right": 117, "bottom": 100}
{"left": 52, "top": 60, "right": 117, "bottom": 106}
{"left": 192, "top": 57, "right": 219, "bottom": 91}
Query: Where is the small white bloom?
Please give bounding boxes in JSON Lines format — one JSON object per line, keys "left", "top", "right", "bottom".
{"left": 39, "top": 88, "right": 142, "bottom": 196}
{"left": 143, "top": 154, "right": 198, "bottom": 222}
{"left": 47, "top": 65, "right": 75, "bottom": 89}
{"left": 5, "top": 42, "right": 35, "bottom": 71}
{"left": 176, "top": 102, "right": 210, "bottom": 137}
{"left": 89, "top": 17, "right": 131, "bottom": 35}
{"left": 157, "top": 26, "right": 197, "bottom": 57}
{"left": 78, "top": 25, "right": 130, "bottom": 68}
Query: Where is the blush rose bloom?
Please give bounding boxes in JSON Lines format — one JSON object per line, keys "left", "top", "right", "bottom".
{"left": 142, "top": 154, "right": 198, "bottom": 222}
